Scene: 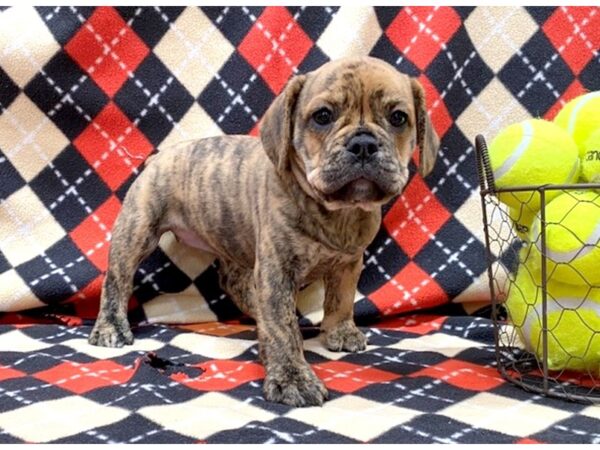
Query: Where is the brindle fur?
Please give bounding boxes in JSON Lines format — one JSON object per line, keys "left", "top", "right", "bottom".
{"left": 89, "top": 56, "right": 439, "bottom": 407}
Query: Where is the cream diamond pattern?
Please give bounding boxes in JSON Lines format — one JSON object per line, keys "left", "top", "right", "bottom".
{"left": 0, "top": 329, "right": 52, "bottom": 352}
{"left": 0, "top": 396, "right": 129, "bottom": 443}
{"left": 465, "top": 7, "right": 539, "bottom": 73}
{"left": 0, "top": 186, "right": 66, "bottom": 267}
{"left": 0, "top": 269, "right": 45, "bottom": 311}
{"left": 317, "top": 6, "right": 382, "bottom": 60}
{"left": 170, "top": 332, "right": 255, "bottom": 359}
{"left": 138, "top": 392, "right": 276, "bottom": 440}
{"left": 154, "top": 7, "right": 235, "bottom": 98}
{"left": 0, "top": 6, "right": 60, "bottom": 88}
{"left": 391, "top": 332, "right": 486, "bottom": 358}
{"left": 286, "top": 395, "right": 421, "bottom": 441}
{"left": 158, "top": 103, "right": 223, "bottom": 150}
{"left": 142, "top": 284, "right": 218, "bottom": 324}
{"left": 456, "top": 78, "right": 531, "bottom": 147}
{"left": 439, "top": 392, "right": 571, "bottom": 437}
{"left": 0, "top": 94, "right": 69, "bottom": 182}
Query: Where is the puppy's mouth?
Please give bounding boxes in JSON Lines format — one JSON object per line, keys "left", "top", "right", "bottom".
{"left": 325, "top": 177, "right": 387, "bottom": 204}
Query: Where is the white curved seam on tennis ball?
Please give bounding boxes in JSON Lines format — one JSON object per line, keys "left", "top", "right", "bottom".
{"left": 567, "top": 91, "right": 600, "bottom": 134}
{"left": 533, "top": 219, "right": 600, "bottom": 263}
{"left": 567, "top": 157, "right": 580, "bottom": 183}
{"left": 493, "top": 121, "right": 533, "bottom": 181}
{"left": 520, "top": 296, "right": 600, "bottom": 350}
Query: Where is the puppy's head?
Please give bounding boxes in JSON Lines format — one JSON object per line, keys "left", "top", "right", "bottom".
{"left": 260, "top": 56, "right": 439, "bottom": 211}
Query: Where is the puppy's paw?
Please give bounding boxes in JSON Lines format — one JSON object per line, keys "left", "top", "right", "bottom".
{"left": 264, "top": 363, "right": 328, "bottom": 407}
{"left": 322, "top": 321, "right": 367, "bottom": 352}
{"left": 88, "top": 317, "right": 134, "bottom": 348}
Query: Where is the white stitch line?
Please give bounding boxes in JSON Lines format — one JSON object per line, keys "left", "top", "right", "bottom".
{"left": 562, "top": 7, "right": 599, "bottom": 60}
{"left": 0, "top": 8, "right": 185, "bottom": 291}
{"left": 152, "top": 5, "right": 234, "bottom": 141}
{"left": 448, "top": 391, "right": 548, "bottom": 441}
{"left": 214, "top": 6, "right": 308, "bottom": 124}
{"left": 462, "top": 8, "right": 541, "bottom": 135}
{"left": 496, "top": 7, "right": 598, "bottom": 102}
{"left": 0, "top": 104, "right": 107, "bottom": 293}
{"left": 395, "top": 6, "right": 438, "bottom": 67}
{"left": 391, "top": 8, "right": 485, "bottom": 190}
{"left": 365, "top": 148, "right": 479, "bottom": 314}
{"left": 1, "top": 8, "right": 145, "bottom": 217}
{"left": 400, "top": 7, "right": 492, "bottom": 128}
{"left": 554, "top": 424, "right": 600, "bottom": 439}
{"left": 43, "top": 6, "right": 62, "bottom": 22}
{"left": 38, "top": 361, "right": 136, "bottom": 389}
{"left": 0, "top": 103, "right": 101, "bottom": 300}
{"left": 153, "top": 6, "right": 259, "bottom": 125}
{"left": 398, "top": 424, "right": 456, "bottom": 444}
{"left": 175, "top": 360, "right": 255, "bottom": 386}
{"left": 241, "top": 423, "right": 318, "bottom": 443}
{"left": 155, "top": 5, "right": 260, "bottom": 124}
{"left": 134, "top": 262, "right": 172, "bottom": 294}
{"left": 106, "top": 381, "right": 180, "bottom": 408}
{"left": 85, "top": 430, "right": 117, "bottom": 444}
{"left": 67, "top": 6, "right": 173, "bottom": 162}
{"left": 54, "top": 5, "right": 194, "bottom": 185}
{"left": 20, "top": 8, "right": 144, "bottom": 176}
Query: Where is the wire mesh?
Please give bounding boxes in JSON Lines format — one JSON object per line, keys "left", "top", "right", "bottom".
{"left": 476, "top": 134, "right": 600, "bottom": 404}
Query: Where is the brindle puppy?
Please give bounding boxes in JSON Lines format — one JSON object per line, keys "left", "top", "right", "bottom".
{"left": 88, "top": 56, "right": 439, "bottom": 407}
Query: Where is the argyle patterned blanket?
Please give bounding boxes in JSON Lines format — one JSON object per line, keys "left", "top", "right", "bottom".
{"left": 1, "top": 4, "right": 599, "bottom": 444}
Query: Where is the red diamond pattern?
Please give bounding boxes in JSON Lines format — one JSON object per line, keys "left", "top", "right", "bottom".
{"left": 73, "top": 102, "right": 153, "bottom": 191}
{"left": 70, "top": 195, "right": 121, "bottom": 271}
{"left": 417, "top": 74, "right": 453, "bottom": 139}
{"left": 66, "top": 275, "right": 103, "bottom": 319}
{"left": 172, "top": 360, "right": 265, "bottom": 391}
{"left": 0, "top": 6, "right": 597, "bottom": 443}
{"left": 376, "top": 314, "right": 447, "bottom": 335}
{"left": 543, "top": 7, "right": 600, "bottom": 75}
{"left": 386, "top": 6, "right": 461, "bottom": 71}
{"left": 0, "top": 365, "right": 25, "bottom": 382}
{"left": 65, "top": 7, "right": 150, "bottom": 97}
{"left": 238, "top": 6, "right": 313, "bottom": 94}
{"left": 33, "top": 360, "right": 135, "bottom": 394}
{"left": 409, "top": 360, "right": 505, "bottom": 391}
{"left": 369, "top": 262, "right": 448, "bottom": 316}
{"left": 384, "top": 176, "right": 451, "bottom": 258}
{"left": 517, "top": 438, "right": 546, "bottom": 444}
{"left": 313, "top": 361, "right": 400, "bottom": 394}
{"left": 545, "top": 79, "right": 587, "bottom": 121}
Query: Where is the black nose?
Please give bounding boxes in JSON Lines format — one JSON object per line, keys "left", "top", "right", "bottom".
{"left": 346, "top": 132, "right": 379, "bottom": 160}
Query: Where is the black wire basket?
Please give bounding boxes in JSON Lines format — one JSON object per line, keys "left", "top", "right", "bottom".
{"left": 476, "top": 134, "right": 600, "bottom": 404}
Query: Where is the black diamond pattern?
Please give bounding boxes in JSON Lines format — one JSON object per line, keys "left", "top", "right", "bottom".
{"left": 114, "top": 53, "right": 194, "bottom": 146}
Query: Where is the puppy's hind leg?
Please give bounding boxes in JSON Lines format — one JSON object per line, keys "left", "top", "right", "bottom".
{"left": 88, "top": 183, "right": 163, "bottom": 348}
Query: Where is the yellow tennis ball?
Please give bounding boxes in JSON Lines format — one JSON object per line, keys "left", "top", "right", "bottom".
{"left": 530, "top": 190, "right": 600, "bottom": 285}
{"left": 488, "top": 119, "right": 580, "bottom": 210}
{"left": 508, "top": 204, "right": 537, "bottom": 241}
{"left": 506, "top": 267, "right": 600, "bottom": 372}
{"left": 554, "top": 91, "right": 600, "bottom": 157}
{"left": 580, "top": 129, "right": 600, "bottom": 183}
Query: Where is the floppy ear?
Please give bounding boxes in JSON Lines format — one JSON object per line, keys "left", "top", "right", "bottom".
{"left": 260, "top": 75, "right": 306, "bottom": 174}
{"left": 411, "top": 78, "right": 440, "bottom": 177}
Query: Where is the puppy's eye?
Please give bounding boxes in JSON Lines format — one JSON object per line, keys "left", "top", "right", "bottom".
{"left": 389, "top": 110, "right": 408, "bottom": 128}
{"left": 312, "top": 108, "right": 333, "bottom": 126}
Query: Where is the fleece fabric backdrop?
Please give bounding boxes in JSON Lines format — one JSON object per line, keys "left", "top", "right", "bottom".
{"left": 3, "top": 5, "right": 597, "bottom": 325}
{"left": 1, "top": 6, "right": 600, "bottom": 445}
{"left": 0, "top": 7, "right": 600, "bottom": 323}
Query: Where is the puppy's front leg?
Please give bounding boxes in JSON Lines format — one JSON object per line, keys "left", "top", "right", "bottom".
{"left": 320, "top": 258, "right": 368, "bottom": 352}
{"left": 254, "top": 261, "right": 328, "bottom": 407}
